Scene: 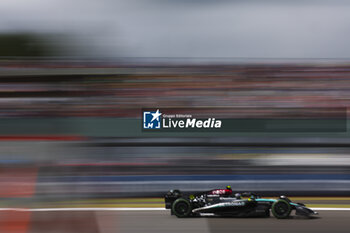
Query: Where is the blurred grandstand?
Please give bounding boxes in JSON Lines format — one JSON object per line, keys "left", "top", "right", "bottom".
{"left": 0, "top": 59, "right": 350, "bottom": 202}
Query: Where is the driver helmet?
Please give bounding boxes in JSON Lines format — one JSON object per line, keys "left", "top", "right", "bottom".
{"left": 235, "top": 193, "right": 241, "bottom": 199}
{"left": 226, "top": 185, "right": 232, "bottom": 190}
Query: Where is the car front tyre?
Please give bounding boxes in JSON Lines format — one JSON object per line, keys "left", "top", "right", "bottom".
{"left": 271, "top": 199, "right": 292, "bottom": 219}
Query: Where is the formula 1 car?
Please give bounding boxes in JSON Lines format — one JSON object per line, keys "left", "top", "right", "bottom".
{"left": 165, "top": 189, "right": 318, "bottom": 219}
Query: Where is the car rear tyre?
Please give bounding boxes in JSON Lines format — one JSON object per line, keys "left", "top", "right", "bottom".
{"left": 172, "top": 198, "right": 192, "bottom": 218}
{"left": 271, "top": 199, "right": 292, "bottom": 219}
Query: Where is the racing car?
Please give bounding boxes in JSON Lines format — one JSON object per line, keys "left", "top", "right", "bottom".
{"left": 165, "top": 187, "right": 318, "bottom": 219}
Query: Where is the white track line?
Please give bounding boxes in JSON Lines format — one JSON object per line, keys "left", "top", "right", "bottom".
{"left": 0, "top": 207, "right": 349, "bottom": 211}
{"left": 312, "top": 208, "right": 350, "bottom": 211}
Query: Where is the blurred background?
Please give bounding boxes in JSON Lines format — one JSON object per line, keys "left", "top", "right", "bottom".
{"left": 1, "top": 0, "right": 350, "bottom": 232}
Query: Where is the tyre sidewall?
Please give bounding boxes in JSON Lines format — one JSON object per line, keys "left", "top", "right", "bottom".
{"left": 172, "top": 198, "right": 192, "bottom": 218}
{"left": 271, "top": 199, "right": 292, "bottom": 219}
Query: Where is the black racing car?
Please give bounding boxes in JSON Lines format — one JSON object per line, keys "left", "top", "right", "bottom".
{"left": 165, "top": 189, "right": 318, "bottom": 219}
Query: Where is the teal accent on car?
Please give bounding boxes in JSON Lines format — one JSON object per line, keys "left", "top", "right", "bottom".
{"left": 255, "top": 199, "right": 277, "bottom": 202}
{"left": 255, "top": 198, "right": 299, "bottom": 207}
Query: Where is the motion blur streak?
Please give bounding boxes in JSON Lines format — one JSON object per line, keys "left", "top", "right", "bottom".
{"left": 1, "top": 59, "right": 350, "bottom": 232}
{"left": 1, "top": 60, "right": 350, "bottom": 198}
{"left": 1, "top": 0, "right": 350, "bottom": 232}
{"left": 0, "top": 210, "right": 31, "bottom": 233}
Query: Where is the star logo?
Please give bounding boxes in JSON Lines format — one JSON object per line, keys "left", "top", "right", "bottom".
{"left": 143, "top": 109, "right": 162, "bottom": 129}
{"left": 151, "top": 109, "right": 162, "bottom": 122}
